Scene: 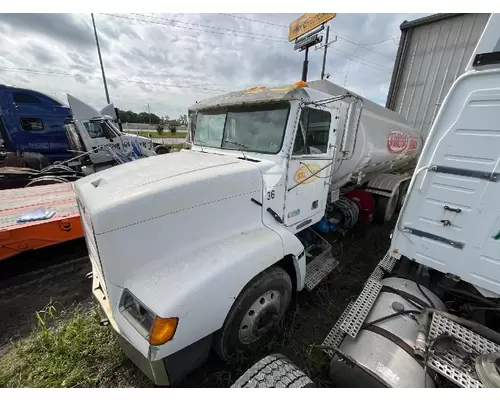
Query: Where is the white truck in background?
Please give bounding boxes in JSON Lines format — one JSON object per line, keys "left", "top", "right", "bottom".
{"left": 1, "top": 95, "right": 160, "bottom": 189}
{"left": 63, "top": 94, "right": 158, "bottom": 173}
{"left": 232, "top": 13, "right": 500, "bottom": 389}
{"left": 74, "top": 69, "right": 425, "bottom": 384}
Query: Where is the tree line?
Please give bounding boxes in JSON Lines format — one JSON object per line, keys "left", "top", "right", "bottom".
{"left": 118, "top": 110, "right": 188, "bottom": 126}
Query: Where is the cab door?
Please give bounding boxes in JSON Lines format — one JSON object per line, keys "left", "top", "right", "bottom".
{"left": 80, "top": 120, "right": 119, "bottom": 164}
{"left": 284, "top": 105, "right": 338, "bottom": 229}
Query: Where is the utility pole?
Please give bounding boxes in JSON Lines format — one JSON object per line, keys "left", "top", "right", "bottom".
{"left": 321, "top": 25, "right": 330, "bottom": 80}
{"left": 91, "top": 13, "right": 110, "bottom": 104}
{"left": 301, "top": 47, "right": 310, "bottom": 82}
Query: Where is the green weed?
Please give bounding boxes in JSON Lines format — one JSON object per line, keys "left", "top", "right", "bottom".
{"left": 0, "top": 303, "right": 151, "bottom": 388}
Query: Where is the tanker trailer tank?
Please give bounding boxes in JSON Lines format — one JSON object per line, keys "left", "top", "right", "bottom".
{"left": 307, "top": 79, "right": 424, "bottom": 225}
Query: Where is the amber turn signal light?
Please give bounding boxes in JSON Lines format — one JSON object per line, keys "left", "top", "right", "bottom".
{"left": 149, "top": 317, "right": 178, "bottom": 345}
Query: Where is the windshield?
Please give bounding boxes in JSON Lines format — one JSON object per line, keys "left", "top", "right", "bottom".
{"left": 83, "top": 119, "right": 122, "bottom": 139}
{"left": 193, "top": 102, "right": 290, "bottom": 154}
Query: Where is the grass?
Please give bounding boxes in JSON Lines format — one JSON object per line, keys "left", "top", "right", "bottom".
{"left": 0, "top": 302, "right": 151, "bottom": 388}
{"left": 170, "top": 143, "right": 185, "bottom": 151}
{"left": 133, "top": 132, "right": 187, "bottom": 139}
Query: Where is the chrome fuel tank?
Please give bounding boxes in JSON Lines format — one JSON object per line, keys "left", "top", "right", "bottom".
{"left": 330, "top": 277, "right": 446, "bottom": 388}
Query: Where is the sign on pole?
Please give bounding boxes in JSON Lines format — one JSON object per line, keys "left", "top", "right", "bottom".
{"left": 289, "top": 13, "right": 337, "bottom": 42}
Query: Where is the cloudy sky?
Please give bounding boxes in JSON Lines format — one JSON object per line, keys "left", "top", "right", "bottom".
{"left": 0, "top": 13, "right": 429, "bottom": 119}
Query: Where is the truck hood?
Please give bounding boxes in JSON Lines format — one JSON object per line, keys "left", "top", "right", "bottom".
{"left": 75, "top": 150, "right": 265, "bottom": 293}
{"left": 74, "top": 150, "right": 263, "bottom": 235}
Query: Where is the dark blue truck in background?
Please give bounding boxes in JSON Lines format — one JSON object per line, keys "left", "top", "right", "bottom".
{"left": 0, "top": 84, "right": 74, "bottom": 162}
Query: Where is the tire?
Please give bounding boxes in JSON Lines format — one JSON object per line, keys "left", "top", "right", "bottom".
{"left": 22, "top": 153, "right": 51, "bottom": 170}
{"left": 40, "top": 165, "right": 75, "bottom": 174}
{"left": 25, "top": 176, "right": 69, "bottom": 187}
{"left": 213, "top": 267, "right": 292, "bottom": 362}
{"left": 374, "top": 188, "right": 400, "bottom": 224}
{"left": 231, "top": 354, "right": 315, "bottom": 388}
{"left": 155, "top": 146, "right": 170, "bottom": 155}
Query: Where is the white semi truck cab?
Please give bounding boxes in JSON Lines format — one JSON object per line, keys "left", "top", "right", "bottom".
{"left": 232, "top": 13, "right": 500, "bottom": 389}
{"left": 75, "top": 63, "right": 424, "bottom": 384}
{"left": 64, "top": 94, "right": 157, "bottom": 172}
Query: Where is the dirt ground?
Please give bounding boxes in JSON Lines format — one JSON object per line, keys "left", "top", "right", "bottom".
{"left": 0, "top": 220, "right": 394, "bottom": 387}
{"left": 0, "top": 239, "right": 90, "bottom": 354}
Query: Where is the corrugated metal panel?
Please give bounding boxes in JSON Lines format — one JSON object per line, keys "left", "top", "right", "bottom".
{"left": 387, "top": 13, "right": 490, "bottom": 139}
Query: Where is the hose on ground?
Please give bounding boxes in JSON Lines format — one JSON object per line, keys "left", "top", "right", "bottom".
{"left": 331, "top": 197, "right": 360, "bottom": 230}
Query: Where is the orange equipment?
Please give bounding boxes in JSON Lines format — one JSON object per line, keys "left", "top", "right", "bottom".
{"left": 0, "top": 182, "right": 83, "bottom": 261}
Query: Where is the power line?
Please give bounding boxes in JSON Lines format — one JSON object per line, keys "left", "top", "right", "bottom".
{"left": 218, "top": 13, "right": 287, "bottom": 28}
{"left": 337, "top": 35, "right": 396, "bottom": 60}
{"left": 121, "top": 13, "right": 289, "bottom": 42}
{"left": 263, "top": 13, "right": 293, "bottom": 22}
{"left": 363, "top": 36, "right": 400, "bottom": 46}
{"left": 333, "top": 48, "right": 392, "bottom": 70}
{"left": 0, "top": 66, "right": 227, "bottom": 93}
{"left": 132, "top": 13, "right": 287, "bottom": 40}
{"left": 330, "top": 48, "right": 392, "bottom": 73}
{"left": 100, "top": 13, "right": 287, "bottom": 44}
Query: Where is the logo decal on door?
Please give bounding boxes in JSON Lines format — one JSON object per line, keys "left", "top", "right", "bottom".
{"left": 294, "top": 163, "right": 321, "bottom": 184}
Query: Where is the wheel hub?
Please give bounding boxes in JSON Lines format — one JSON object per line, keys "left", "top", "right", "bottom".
{"left": 238, "top": 290, "right": 281, "bottom": 344}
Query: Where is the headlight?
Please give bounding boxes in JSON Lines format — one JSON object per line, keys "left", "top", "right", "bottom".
{"left": 119, "top": 289, "right": 156, "bottom": 338}
{"left": 119, "top": 290, "right": 178, "bottom": 345}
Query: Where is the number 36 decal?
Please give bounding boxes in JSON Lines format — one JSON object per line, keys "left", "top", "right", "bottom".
{"left": 266, "top": 190, "right": 275, "bottom": 200}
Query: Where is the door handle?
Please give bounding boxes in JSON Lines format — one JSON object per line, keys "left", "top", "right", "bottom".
{"left": 444, "top": 205, "right": 461, "bottom": 213}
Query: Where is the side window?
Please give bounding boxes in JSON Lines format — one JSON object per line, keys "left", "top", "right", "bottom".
{"left": 293, "top": 108, "right": 331, "bottom": 155}
{"left": 83, "top": 122, "right": 105, "bottom": 139}
{"left": 20, "top": 118, "right": 44, "bottom": 131}
{"left": 13, "top": 92, "right": 41, "bottom": 104}
{"left": 102, "top": 122, "right": 117, "bottom": 139}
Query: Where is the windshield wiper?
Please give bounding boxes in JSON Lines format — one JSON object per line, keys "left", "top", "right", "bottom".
{"left": 223, "top": 139, "right": 249, "bottom": 160}
{"left": 224, "top": 139, "right": 249, "bottom": 149}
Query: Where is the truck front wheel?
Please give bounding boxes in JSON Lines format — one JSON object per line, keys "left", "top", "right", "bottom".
{"left": 213, "top": 266, "right": 292, "bottom": 362}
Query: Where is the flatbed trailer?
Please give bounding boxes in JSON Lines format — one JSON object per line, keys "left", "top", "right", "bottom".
{"left": 0, "top": 183, "right": 82, "bottom": 262}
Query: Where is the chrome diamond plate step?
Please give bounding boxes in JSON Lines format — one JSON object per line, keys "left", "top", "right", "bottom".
{"left": 366, "top": 266, "right": 385, "bottom": 284}
{"left": 340, "top": 279, "right": 382, "bottom": 338}
{"left": 304, "top": 246, "right": 338, "bottom": 291}
{"left": 322, "top": 302, "right": 353, "bottom": 358}
{"left": 427, "top": 313, "right": 500, "bottom": 388}
{"left": 378, "top": 251, "right": 397, "bottom": 273}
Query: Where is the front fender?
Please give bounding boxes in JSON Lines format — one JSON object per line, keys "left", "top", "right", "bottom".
{"left": 127, "top": 226, "right": 296, "bottom": 361}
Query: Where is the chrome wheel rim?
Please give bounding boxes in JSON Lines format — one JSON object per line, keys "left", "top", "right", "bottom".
{"left": 238, "top": 290, "right": 281, "bottom": 344}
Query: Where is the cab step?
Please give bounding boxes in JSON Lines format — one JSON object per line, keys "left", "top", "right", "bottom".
{"left": 304, "top": 242, "right": 338, "bottom": 291}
